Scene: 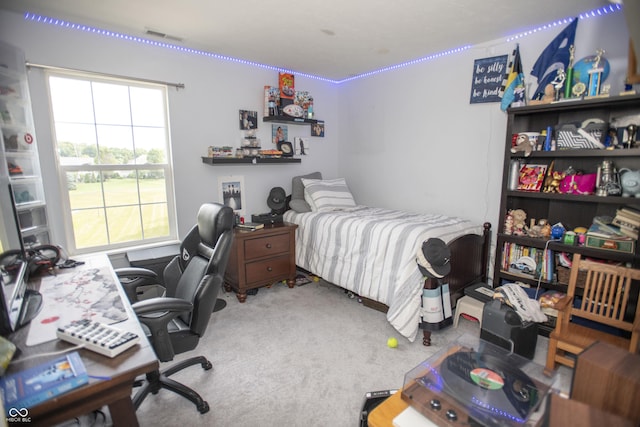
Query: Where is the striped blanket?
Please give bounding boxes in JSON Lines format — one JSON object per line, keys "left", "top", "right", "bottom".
{"left": 283, "top": 206, "right": 483, "bottom": 341}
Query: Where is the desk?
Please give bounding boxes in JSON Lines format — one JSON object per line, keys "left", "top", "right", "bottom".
{"left": 368, "top": 391, "right": 632, "bottom": 427}
{"left": 6, "top": 254, "right": 159, "bottom": 427}
{"left": 367, "top": 391, "right": 408, "bottom": 427}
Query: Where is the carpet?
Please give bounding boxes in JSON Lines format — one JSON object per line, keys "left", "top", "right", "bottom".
{"left": 133, "top": 279, "right": 571, "bottom": 427}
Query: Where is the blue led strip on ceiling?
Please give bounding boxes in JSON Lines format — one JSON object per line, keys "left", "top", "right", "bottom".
{"left": 506, "top": 3, "right": 622, "bottom": 42}
{"left": 23, "top": 4, "right": 623, "bottom": 84}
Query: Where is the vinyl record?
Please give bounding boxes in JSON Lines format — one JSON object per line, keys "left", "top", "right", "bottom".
{"left": 439, "top": 350, "right": 540, "bottom": 423}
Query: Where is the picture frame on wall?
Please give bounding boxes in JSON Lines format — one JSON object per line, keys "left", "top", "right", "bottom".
{"left": 239, "top": 110, "right": 258, "bottom": 130}
{"left": 311, "top": 121, "right": 324, "bottom": 137}
{"left": 218, "top": 175, "right": 246, "bottom": 217}
{"left": 272, "top": 124, "right": 288, "bottom": 144}
{"left": 294, "top": 137, "right": 309, "bottom": 155}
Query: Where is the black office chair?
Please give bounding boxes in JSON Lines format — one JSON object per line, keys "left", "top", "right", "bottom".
{"left": 115, "top": 203, "right": 234, "bottom": 414}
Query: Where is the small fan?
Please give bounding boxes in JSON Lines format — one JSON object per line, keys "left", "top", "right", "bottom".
{"left": 267, "top": 187, "right": 287, "bottom": 214}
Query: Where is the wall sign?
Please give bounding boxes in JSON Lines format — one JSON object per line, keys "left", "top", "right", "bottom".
{"left": 470, "top": 55, "right": 507, "bottom": 104}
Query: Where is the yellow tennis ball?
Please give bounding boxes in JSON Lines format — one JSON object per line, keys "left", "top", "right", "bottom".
{"left": 387, "top": 337, "right": 398, "bottom": 348}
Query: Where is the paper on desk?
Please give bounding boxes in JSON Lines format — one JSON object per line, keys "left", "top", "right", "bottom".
{"left": 26, "top": 265, "right": 128, "bottom": 346}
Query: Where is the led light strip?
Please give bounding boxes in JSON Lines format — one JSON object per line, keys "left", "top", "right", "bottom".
{"left": 23, "top": 4, "right": 623, "bottom": 84}
{"left": 506, "top": 3, "right": 622, "bottom": 42}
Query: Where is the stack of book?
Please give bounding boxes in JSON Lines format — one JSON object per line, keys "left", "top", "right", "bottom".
{"left": 500, "top": 242, "right": 554, "bottom": 282}
{"left": 236, "top": 222, "right": 264, "bottom": 231}
{"left": 612, "top": 207, "right": 640, "bottom": 239}
{"left": 585, "top": 215, "right": 636, "bottom": 253}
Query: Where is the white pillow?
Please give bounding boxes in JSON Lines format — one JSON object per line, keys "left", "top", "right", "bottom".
{"left": 301, "top": 178, "right": 356, "bottom": 212}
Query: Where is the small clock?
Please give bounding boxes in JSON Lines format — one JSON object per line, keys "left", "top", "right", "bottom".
{"left": 277, "top": 141, "right": 294, "bottom": 157}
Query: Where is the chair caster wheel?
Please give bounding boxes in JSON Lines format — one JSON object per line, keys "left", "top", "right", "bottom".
{"left": 198, "top": 401, "right": 210, "bottom": 414}
{"left": 202, "top": 360, "right": 213, "bottom": 370}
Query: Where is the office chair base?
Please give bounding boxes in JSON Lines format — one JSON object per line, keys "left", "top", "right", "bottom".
{"left": 213, "top": 298, "right": 227, "bottom": 312}
{"left": 133, "top": 356, "right": 213, "bottom": 414}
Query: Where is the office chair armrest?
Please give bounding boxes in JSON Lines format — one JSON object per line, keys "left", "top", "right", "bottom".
{"left": 132, "top": 297, "right": 194, "bottom": 362}
{"left": 132, "top": 297, "right": 193, "bottom": 316}
{"left": 115, "top": 267, "right": 158, "bottom": 281}
{"left": 115, "top": 267, "right": 160, "bottom": 303}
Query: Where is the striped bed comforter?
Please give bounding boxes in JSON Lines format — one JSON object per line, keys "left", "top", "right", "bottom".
{"left": 283, "top": 206, "right": 483, "bottom": 342}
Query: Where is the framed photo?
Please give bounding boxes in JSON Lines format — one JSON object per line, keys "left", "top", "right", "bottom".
{"left": 517, "top": 164, "right": 547, "bottom": 192}
{"left": 239, "top": 110, "right": 258, "bottom": 130}
{"left": 272, "top": 124, "right": 288, "bottom": 144}
{"left": 218, "top": 175, "right": 246, "bottom": 217}
{"left": 294, "top": 137, "right": 309, "bottom": 155}
{"left": 311, "top": 121, "right": 325, "bottom": 137}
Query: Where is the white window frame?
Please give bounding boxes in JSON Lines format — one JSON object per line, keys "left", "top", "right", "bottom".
{"left": 45, "top": 70, "right": 178, "bottom": 254}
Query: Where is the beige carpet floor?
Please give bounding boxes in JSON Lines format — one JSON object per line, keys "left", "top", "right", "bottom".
{"left": 130, "top": 280, "right": 571, "bottom": 427}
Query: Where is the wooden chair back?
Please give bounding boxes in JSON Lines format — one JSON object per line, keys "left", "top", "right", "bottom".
{"left": 565, "top": 254, "right": 640, "bottom": 339}
{"left": 546, "top": 253, "right": 640, "bottom": 374}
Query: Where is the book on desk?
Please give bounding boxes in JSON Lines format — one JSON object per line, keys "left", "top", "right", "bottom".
{"left": 236, "top": 222, "right": 264, "bottom": 231}
{"left": 0, "top": 351, "right": 88, "bottom": 412}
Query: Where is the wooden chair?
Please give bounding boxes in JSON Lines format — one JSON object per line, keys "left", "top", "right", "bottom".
{"left": 545, "top": 253, "right": 640, "bottom": 375}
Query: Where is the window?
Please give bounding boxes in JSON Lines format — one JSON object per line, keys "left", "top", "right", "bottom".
{"left": 47, "top": 72, "right": 176, "bottom": 253}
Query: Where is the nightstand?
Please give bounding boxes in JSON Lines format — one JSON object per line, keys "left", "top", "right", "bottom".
{"left": 224, "top": 222, "right": 298, "bottom": 302}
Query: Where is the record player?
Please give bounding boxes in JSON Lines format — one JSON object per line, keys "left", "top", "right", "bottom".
{"left": 400, "top": 334, "right": 554, "bottom": 427}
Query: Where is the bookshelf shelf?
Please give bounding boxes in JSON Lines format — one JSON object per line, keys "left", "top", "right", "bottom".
{"left": 494, "top": 95, "right": 640, "bottom": 302}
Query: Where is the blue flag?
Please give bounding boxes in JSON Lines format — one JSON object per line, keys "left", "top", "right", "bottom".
{"left": 500, "top": 44, "right": 526, "bottom": 111}
{"left": 531, "top": 18, "right": 578, "bottom": 101}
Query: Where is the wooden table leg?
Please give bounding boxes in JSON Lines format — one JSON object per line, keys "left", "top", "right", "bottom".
{"left": 109, "top": 396, "right": 139, "bottom": 427}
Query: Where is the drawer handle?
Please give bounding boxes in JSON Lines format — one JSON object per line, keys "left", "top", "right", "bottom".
{"left": 267, "top": 266, "right": 273, "bottom": 272}
{"left": 266, "top": 243, "right": 272, "bottom": 249}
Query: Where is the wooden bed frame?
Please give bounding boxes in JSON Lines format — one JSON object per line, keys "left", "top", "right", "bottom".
{"left": 360, "top": 222, "right": 492, "bottom": 346}
{"left": 421, "top": 221, "right": 492, "bottom": 345}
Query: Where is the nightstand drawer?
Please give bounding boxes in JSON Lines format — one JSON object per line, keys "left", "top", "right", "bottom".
{"left": 245, "top": 254, "right": 291, "bottom": 283}
{"left": 244, "top": 233, "right": 290, "bottom": 260}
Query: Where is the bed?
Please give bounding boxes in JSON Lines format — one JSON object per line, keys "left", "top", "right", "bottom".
{"left": 283, "top": 204, "right": 491, "bottom": 344}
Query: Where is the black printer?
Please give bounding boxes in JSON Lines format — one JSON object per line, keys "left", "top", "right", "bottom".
{"left": 480, "top": 299, "right": 538, "bottom": 360}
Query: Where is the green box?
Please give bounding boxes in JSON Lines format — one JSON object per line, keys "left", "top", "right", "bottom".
{"left": 585, "top": 235, "right": 635, "bottom": 254}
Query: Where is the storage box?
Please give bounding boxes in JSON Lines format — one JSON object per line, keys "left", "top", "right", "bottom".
{"left": 556, "top": 265, "right": 587, "bottom": 285}
{"left": 557, "top": 121, "right": 607, "bottom": 149}
{"left": 585, "top": 235, "right": 635, "bottom": 253}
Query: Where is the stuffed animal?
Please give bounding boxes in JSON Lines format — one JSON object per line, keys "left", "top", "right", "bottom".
{"left": 510, "top": 209, "right": 527, "bottom": 236}
{"left": 529, "top": 83, "right": 556, "bottom": 105}
{"left": 503, "top": 211, "right": 514, "bottom": 235}
{"left": 511, "top": 134, "right": 534, "bottom": 157}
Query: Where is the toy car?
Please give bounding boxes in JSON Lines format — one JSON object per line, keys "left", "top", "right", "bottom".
{"left": 509, "top": 256, "right": 537, "bottom": 275}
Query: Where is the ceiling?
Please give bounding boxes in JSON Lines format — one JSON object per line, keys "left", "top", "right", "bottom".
{"left": 0, "top": 0, "right": 616, "bottom": 81}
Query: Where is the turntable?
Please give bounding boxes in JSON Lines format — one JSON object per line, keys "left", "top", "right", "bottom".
{"left": 400, "top": 334, "right": 555, "bottom": 427}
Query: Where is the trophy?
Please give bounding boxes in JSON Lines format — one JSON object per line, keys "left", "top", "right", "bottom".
{"left": 587, "top": 49, "right": 605, "bottom": 97}
{"left": 596, "top": 160, "right": 621, "bottom": 196}
{"left": 627, "top": 124, "right": 638, "bottom": 148}
{"left": 564, "top": 45, "right": 575, "bottom": 99}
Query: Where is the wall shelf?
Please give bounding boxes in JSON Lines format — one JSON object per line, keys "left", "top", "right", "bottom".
{"left": 262, "top": 115, "right": 320, "bottom": 125}
{"left": 202, "top": 157, "right": 301, "bottom": 165}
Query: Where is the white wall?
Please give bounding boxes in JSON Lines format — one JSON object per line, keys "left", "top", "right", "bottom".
{"left": 337, "top": 10, "right": 630, "bottom": 274}
{"left": 0, "top": 9, "right": 340, "bottom": 250}
{"left": 0, "top": 8, "right": 632, "bottom": 265}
